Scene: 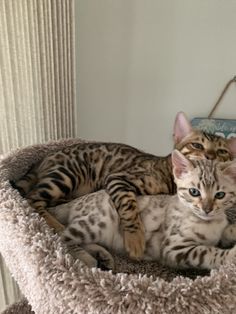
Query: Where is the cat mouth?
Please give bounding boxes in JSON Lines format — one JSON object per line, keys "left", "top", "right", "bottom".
{"left": 200, "top": 215, "right": 214, "bottom": 221}
{"left": 193, "top": 210, "right": 215, "bottom": 221}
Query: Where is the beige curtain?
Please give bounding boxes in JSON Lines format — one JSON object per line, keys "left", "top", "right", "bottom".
{"left": 0, "top": 0, "right": 76, "bottom": 311}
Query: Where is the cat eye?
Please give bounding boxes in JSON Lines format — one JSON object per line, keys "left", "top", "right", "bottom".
{"left": 191, "top": 143, "right": 204, "bottom": 150}
{"left": 217, "top": 149, "right": 228, "bottom": 155}
{"left": 189, "top": 188, "right": 201, "bottom": 197}
{"left": 215, "top": 191, "right": 225, "bottom": 199}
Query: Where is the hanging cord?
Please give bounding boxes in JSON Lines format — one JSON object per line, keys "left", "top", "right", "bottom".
{"left": 208, "top": 75, "right": 236, "bottom": 118}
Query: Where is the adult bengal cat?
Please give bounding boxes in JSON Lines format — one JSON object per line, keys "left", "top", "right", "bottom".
{"left": 12, "top": 112, "right": 236, "bottom": 259}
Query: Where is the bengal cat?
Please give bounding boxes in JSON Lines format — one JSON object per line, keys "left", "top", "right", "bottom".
{"left": 12, "top": 112, "right": 236, "bottom": 259}
{"left": 49, "top": 150, "right": 236, "bottom": 270}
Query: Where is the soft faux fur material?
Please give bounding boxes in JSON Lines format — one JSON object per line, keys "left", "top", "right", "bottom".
{"left": 0, "top": 138, "right": 236, "bottom": 314}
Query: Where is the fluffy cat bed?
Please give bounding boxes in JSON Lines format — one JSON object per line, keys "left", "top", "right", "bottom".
{"left": 0, "top": 138, "right": 236, "bottom": 314}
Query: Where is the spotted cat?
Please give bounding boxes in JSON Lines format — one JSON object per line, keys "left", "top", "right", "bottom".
{"left": 50, "top": 150, "right": 236, "bottom": 270}
{"left": 12, "top": 112, "right": 236, "bottom": 259}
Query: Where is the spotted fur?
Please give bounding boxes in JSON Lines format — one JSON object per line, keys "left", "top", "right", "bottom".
{"left": 12, "top": 112, "right": 236, "bottom": 258}
{"left": 49, "top": 150, "right": 236, "bottom": 270}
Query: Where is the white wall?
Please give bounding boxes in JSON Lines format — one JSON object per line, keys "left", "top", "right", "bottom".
{"left": 75, "top": 0, "right": 236, "bottom": 155}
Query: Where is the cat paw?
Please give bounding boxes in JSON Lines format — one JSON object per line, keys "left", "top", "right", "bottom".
{"left": 52, "top": 221, "right": 65, "bottom": 233}
{"left": 68, "top": 247, "right": 98, "bottom": 268}
{"left": 35, "top": 208, "right": 65, "bottom": 232}
{"left": 96, "top": 250, "right": 115, "bottom": 271}
{"left": 44, "top": 216, "right": 65, "bottom": 233}
{"left": 124, "top": 223, "right": 145, "bottom": 259}
{"left": 84, "top": 244, "right": 115, "bottom": 271}
{"left": 67, "top": 244, "right": 115, "bottom": 270}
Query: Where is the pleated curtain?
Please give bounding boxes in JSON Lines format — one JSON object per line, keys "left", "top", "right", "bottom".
{"left": 0, "top": 0, "right": 76, "bottom": 310}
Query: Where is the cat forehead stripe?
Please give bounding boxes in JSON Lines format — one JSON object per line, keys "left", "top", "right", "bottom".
{"left": 203, "top": 131, "right": 220, "bottom": 141}
{"left": 190, "top": 159, "right": 219, "bottom": 188}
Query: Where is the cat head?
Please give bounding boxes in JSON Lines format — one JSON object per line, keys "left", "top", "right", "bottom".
{"left": 173, "top": 111, "right": 236, "bottom": 161}
{"left": 172, "top": 149, "right": 236, "bottom": 221}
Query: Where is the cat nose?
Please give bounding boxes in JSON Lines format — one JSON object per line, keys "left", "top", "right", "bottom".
{"left": 204, "top": 208, "right": 213, "bottom": 214}
{"left": 202, "top": 200, "right": 214, "bottom": 214}
{"left": 205, "top": 151, "right": 216, "bottom": 160}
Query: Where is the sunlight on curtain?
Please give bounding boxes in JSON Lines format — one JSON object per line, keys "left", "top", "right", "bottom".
{"left": 0, "top": 0, "right": 76, "bottom": 311}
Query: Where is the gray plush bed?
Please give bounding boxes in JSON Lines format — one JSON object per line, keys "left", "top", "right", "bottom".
{"left": 0, "top": 139, "right": 236, "bottom": 314}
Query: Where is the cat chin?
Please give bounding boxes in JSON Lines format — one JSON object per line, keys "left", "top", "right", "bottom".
{"left": 193, "top": 211, "right": 216, "bottom": 221}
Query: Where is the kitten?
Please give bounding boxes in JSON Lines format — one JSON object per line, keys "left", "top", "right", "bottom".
{"left": 12, "top": 112, "right": 236, "bottom": 259}
{"left": 49, "top": 150, "right": 236, "bottom": 270}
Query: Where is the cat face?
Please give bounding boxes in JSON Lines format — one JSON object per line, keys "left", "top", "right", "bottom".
{"left": 173, "top": 112, "right": 236, "bottom": 161}
{"left": 172, "top": 150, "right": 236, "bottom": 221}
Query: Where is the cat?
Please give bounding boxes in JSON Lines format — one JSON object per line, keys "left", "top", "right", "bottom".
{"left": 12, "top": 112, "right": 236, "bottom": 259}
{"left": 48, "top": 150, "right": 236, "bottom": 270}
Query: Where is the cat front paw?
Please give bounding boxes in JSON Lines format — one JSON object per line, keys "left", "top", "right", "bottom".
{"left": 124, "top": 219, "right": 145, "bottom": 259}
{"left": 50, "top": 219, "right": 65, "bottom": 233}
{"left": 35, "top": 207, "right": 65, "bottom": 233}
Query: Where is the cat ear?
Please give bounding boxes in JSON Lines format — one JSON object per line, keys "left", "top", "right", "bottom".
{"left": 221, "top": 160, "right": 236, "bottom": 183}
{"left": 171, "top": 149, "right": 193, "bottom": 179}
{"left": 227, "top": 137, "right": 236, "bottom": 158}
{"left": 173, "top": 112, "right": 193, "bottom": 144}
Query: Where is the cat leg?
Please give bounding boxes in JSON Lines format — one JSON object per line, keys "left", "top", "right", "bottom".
{"left": 66, "top": 243, "right": 98, "bottom": 268}
{"left": 221, "top": 224, "right": 236, "bottom": 247}
{"left": 11, "top": 169, "right": 65, "bottom": 232}
{"left": 105, "top": 175, "right": 145, "bottom": 259}
{"left": 62, "top": 230, "right": 98, "bottom": 267}
{"left": 33, "top": 204, "right": 65, "bottom": 232}
{"left": 65, "top": 243, "right": 114, "bottom": 270}
{"left": 25, "top": 194, "right": 65, "bottom": 232}
{"left": 162, "top": 241, "right": 236, "bottom": 269}
{"left": 62, "top": 231, "right": 115, "bottom": 270}
{"left": 83, "top": 244, "right": 115, "bottom": 271}
{"left": 61, "top": 219, "right": 115, "bottom": 270}
{"left": 25, "top": 178, "right": 69, "bottom": 232}
{"left": 11, "top": 169, "right": 37, "bottom": 196}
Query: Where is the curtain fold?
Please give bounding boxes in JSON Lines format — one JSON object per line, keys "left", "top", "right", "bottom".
{"left": 0, "top": 0, "right": 76, "bottom": 311}
{"left": 0, "top": 0, "right": 76, "bottom": 153}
